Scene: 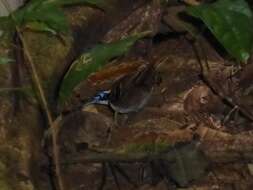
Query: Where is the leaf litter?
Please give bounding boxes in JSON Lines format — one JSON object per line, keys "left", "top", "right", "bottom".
{"left": 43, "top": 1, "right": 253, "bottom": 190}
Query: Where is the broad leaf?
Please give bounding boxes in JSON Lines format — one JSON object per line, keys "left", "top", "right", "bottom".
{"left": 59, "top": 33, "right": 148, "bottom": 103}
{"left": 24, "top": 21, "right": 57, "bottom": 35}
{"left": 11, "top": 0, "right": 39, "bottom": 26}
{"left": 26, "top": 6, "right": 68, "bottom": 33}
{"left": 187, "top": 0, "right": 253, "bottom": 62}
{"left": 0, "top": 57, "right": 14, "bottom": 65}
{"left": 6, "top": 0, "right": 106, "bottom": 34}
{"left": 24, "top": 1, "right": 69, "bottom": 33}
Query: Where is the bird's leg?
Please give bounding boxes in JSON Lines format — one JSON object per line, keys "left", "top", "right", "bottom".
{"left": 114, "top": 112, "right": 119, "bottom": 126}
{"left": 114, "top": 112, "right": 130, "bottom": 127}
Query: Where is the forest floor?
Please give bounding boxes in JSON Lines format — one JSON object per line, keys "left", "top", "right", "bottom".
{"left": 1, "top": 1, "right": 253, "bottom": 190}
{"left": 55, "top": 36, "right": 253, "bottom": 190}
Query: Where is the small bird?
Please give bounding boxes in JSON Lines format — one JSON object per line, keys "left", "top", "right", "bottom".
{"left": 108, "top": 64, "right": 157, "bottom": 114}
{"left": 81, "top": 64, "right": 159, "bottom": 124}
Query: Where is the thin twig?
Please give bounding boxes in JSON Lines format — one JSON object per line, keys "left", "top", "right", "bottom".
{"left": 222, "top": 105, "right": 238, "bottom": 125}
{"left": 192, "top": 40, "right": 253, "bottom": 122}
{"left": 0, "top": 1, "right": 64, "bottom": 190}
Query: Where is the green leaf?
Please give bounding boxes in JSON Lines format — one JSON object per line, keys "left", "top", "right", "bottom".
{"left": 186, "top": 0, "right": 253, "bottom": 62}
{"left": 59, "top": 33, "right": 148, "bottom": 103}
{"left": 23, "top": 2, "right": 69, "bottom": 33}
{"left": 25, "top": 21, "right": 57, "bottom": 35}
{"left": 11, "top": 0, "right": 69, "bottom": 33}
{"left": 0, "top": 57, "right": 14, "bottom": 65}
{"left": 5, "top": 0, "right": 106, "bottom": 35}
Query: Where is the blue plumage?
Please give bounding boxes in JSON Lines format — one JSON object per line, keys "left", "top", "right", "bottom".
{"left": 83, "top": 90, "right": 110, "bottom": 108}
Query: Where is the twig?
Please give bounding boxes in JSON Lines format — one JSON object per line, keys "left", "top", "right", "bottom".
{"left": 0, "top": 1, "right": 64, "bottom": 190}
{"left": 222, "top": 105, "right": 238, "bottom": 125}
{"left": 192, "top": 40, "right": 253, "bottom": 122}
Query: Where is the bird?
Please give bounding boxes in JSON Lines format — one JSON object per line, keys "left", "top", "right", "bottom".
{"left": 81, "top": 63, "right": 159, "bottom": 124}
{"left": 108, "top": 64, "right": 157, "bottom": 116}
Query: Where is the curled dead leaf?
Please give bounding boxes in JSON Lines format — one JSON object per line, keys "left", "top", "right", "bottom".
{"left": 87, "top": 60, "right": 144, "bottom": 84}
{"left": 184, "top": 85, "right": 224, "bottom": 118}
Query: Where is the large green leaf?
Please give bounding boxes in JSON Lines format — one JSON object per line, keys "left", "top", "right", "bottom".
{"left": 17, "top": 0, "right": 69, "bottom": 33}
{"left": 11, "top": 0, "right": 44, "bottom": 25}
{"left": 26, "top": 4, "right": 68, "bottom": 33}
{"left": 186, "top": 0, "right": 253, "bottom": 62}
{"left": 59, "top": 33, "right": 148, "bottom": 103}
{"left": 24, "top": 21, "right": 57, "bottom": 35}
{"left": 2, "top": 0, "right": 106, "bottom": 34}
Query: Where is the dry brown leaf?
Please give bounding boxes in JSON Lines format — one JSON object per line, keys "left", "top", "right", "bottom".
{"left": 87, "top": 60, "right": 144, "bottom": 84}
